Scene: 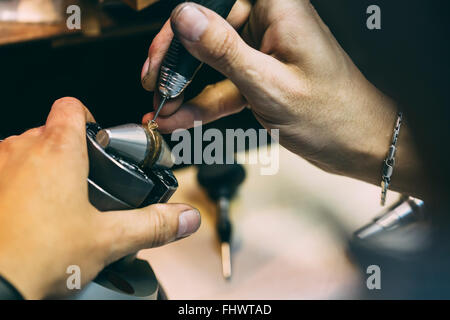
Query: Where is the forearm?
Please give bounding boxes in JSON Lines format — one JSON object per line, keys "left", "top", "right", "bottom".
{"left": 300, "top": 78, "right": 426, "bottom": 200}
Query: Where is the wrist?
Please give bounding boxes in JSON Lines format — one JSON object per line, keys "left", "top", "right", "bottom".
{"left": 323, "top": 84, "right": 425, "bottom": 198}
{"left": 344, "top": 89, "right": 399, "bottom": 185}
{"left": 298, "top": 83, "right": 398, "bottom": 185}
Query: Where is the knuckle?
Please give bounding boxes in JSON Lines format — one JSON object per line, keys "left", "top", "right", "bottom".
{"left": 0, "top": 136, "right": 18, "bottom": 152}
{"left": 210, "top": 83, "right": 228, "bottom": 114}
{"left": 2, "top": 135, "right": 18, "bottom": 144}
{"left": 51, "top": 97, "right": 86, "bottom": 120}
{"left": 22, "top": 126, "right": 43, "bottom": 137}
{"left": 47, "top": 98, "right": 87, "bottom": 144}
{"left": 44, "top": 127, "right": 76, "bottom": 150}
{"left": 53, "top": 97, "right": 83, "bottom": 108}
{"left": 203, "top": 83, "right": 219, "bottom": 101}
{"left": 210, "top": 28, "right": 239, "bottom": 69}
{"left": 147, "top": 205, "right": 172, "bottom": 247}
{"left": 204, "top": 83, "right": 216, "bottom": 93}
{"left": 46, "top": 125, "right": 70, "bottom": 142}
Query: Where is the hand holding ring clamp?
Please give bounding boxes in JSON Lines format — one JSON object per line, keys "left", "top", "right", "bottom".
{"left": 86, "top": 122, "right": 177, "bottom": 297}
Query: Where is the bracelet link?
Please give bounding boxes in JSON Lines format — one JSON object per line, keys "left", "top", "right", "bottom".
{"left": 382, "top": 160, "right": 394, "bottom": 178}
{"left": 380, "top": 112, "right": 403, "bottom": 206}
{"left": 387, "top": 145, "right": 396, "bottom": 160}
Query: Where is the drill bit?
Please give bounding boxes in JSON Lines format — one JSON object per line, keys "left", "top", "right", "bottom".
{"left": 152, "top": 96, "right": 168, "bottom": 122}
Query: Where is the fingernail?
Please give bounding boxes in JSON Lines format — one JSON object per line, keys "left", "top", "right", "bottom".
{"left": 177, "top": 209, "right": 201, "bottom": 238}
{"left": 141, "top": 57, "right": 150, "bottom": 80}
{"left": 141, "top": 57, "right": 156, "bottom": 91}
{"left": 172, "top": 4, "right": 208, "bottom": 41}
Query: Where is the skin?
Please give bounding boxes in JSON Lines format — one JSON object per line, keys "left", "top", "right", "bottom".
{"left": 0, "top": 98, "right": 201, "bottom": 299}
{"left": 141, "top": 0, "right": 426, "bottom": 199}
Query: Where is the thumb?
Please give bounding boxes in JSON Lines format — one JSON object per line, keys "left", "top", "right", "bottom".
{"left": 170, "top": 2, "right": 286, "bottom": 101}
{"left": 101, "top": 204, "right": 201, "bottom": 263}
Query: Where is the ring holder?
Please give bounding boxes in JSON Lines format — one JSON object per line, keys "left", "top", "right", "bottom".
{"left": 86, "top": 123, "right": 178, "bottom": 297}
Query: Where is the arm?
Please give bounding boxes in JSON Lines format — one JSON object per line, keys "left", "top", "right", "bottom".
{"left": 0, "top": 98, "right": 200, "bottom": 299}
{"left": 140, "top": 0, "right": 426, "bottom": 198}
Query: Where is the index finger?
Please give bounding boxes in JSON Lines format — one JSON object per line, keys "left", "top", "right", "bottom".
{"left": 45, "top": 97, "right": 95, "bottom": 147}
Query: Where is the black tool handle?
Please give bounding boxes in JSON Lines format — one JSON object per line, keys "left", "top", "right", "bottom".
{"left": 161, "top": 0, "right": 237, "bottom": 83}
{"left": 217, "top": 198, "right": 232, "bottom": 243}
{"left": 197, "top": 163, "right": 246, "bottom": 201}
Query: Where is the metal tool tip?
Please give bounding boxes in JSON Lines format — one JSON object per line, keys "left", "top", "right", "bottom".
{"left": 147, "top": 120, "right": 159, "bottom": 131}
{"left": 152, "top": 96, "right": 168, "bottom": 122}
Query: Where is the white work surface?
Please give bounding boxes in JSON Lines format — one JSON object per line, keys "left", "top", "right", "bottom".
{"left": 139, "top": 146, "right": 398, "bottom": 299}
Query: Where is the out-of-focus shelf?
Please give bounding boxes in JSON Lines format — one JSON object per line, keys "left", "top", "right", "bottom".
{"left": 122, "top": 0, "right": 160, "bottom": 11}
{"left": 0, "top": 21, "right": 77, "bottom": 46}
{"left": 0, "top": 0, "right": 167, "bottom": 47}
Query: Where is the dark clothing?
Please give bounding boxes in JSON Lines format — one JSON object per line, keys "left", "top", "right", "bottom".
{"left": 0, "top": 275, "right": 23, "bottom": 300}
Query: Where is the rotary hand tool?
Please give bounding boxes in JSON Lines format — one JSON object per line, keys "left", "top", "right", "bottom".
{"left": 152, "top": 0, "right": 238, "bottom": 122}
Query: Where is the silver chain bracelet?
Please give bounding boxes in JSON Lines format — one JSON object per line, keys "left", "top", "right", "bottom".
{"left": 381, "top": 112, "right": 403, "bottom": 206}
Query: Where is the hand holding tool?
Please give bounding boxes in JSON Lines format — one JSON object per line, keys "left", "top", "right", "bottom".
{"left": 153, "top": 0, "right": 238, "bottom": 121}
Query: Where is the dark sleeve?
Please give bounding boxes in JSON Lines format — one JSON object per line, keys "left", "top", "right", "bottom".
{"left": 0, "top": 275, "right": 24, "bottom": 300}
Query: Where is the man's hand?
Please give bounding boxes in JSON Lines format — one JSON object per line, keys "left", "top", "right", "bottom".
{"left": 0, "top": 98, "right": 200, "bottom": 299}
{"left": 141, "top": 0, "right": 425, "bottom": 198}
